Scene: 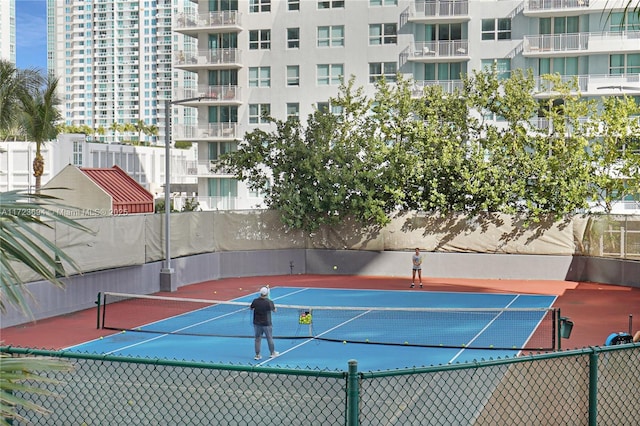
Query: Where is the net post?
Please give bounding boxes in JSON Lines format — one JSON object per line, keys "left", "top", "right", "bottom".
{"left": 346, "top": 359, "right": 359, "bottom": 426}
{"left": 556, "top": 308, "right": 562, "bottom": 351}
{"left": 95, "top": 292, "right": 101, "bottom": 329}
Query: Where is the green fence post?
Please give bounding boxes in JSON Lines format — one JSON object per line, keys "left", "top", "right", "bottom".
{"left": 347, "top": 359, "right": 359, "bottom": 426}
{"left": 588, "top": 349, "right": 598, "bottom": 426}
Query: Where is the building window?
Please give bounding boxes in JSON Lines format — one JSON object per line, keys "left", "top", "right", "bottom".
{"left": 318, "top": 0, "right": 344, "bottom": 9}
{"left": 369, "top": 24, "right": 397, "bottom": 45}
{"left": 609, "top": 54, "right": 640, "bottom": 74}
{"left": 317, "top": 64, "right": 344, "bottom": 86}
{"left": 208, "top": 178, "right": 238, "bottom": 198}
{"left": 248, "top": 67, "right": 271, "bottom": 87}
{"left": 369, "top": 62, "right": 397, "bottom": 83}
{"left": 286, "top": 103, "right": 300, "bottom": 119}
{"left": 288, "top": 0, "right": 300, "bottom": 11}
{"left": 481, "top": 59, "right": 511, "bottom": 79}
{"left": 287, "top": 65, "right": 300, "bottom": 86}
{"left": 539, "top": 57, "right": 578, "bottom": 76}
{"left": 208, "top": 141, "right": 236, "bottom": 161}
{"left": 249, "top": 180, "right": 270, "bottom": 198}
{"left": 317, "top": 102, "right": 343, "bottom": 114}
{"left": 249, "top": 103, "right": 271, "bottom": 124}
{"left": 249, "top": 30, "right": 271, "bottom": 50}
{"left": 481, "top": 18, "right": 511, "bottom": 41}
{"left": 424, "top": 62, "right": 464, "bottom": 81}
{"left": 317, "top": 25, "right": 344, "bottom": 47}
{"left": 249, "top": 0, "right": 271, "bottom": 13}
{"left": 370, "top": 0, "right": 397, "bottom": 5}
{"left": 73, "top": 140, "right": 83, "bottom": 165}
{"left": 610, "top": 12, "right": 640, "bottom": 32}
{"left": 287, "top": 28, "right": 300, "bottom": 48}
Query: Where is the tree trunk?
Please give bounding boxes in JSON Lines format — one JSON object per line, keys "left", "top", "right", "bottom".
{"left": 33, "top": 153, "right": 44, "bottom": 193}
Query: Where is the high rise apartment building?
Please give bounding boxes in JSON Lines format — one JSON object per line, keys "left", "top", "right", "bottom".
{"left": 173, "top": 0, "right": 639, "bottom": 212}
{"left": 48, "top": 0, "right": 197, "bottom": 145}
{"left": 0, "top": 0, "right": 16, "bottom": 64}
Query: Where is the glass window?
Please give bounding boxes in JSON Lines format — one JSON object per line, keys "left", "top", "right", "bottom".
{"left": 287, "top": 28, "right": 300, "bottom": 48}
{"left": 369, "top": 62, "right": 397, "bottom": 82}
{"left": 248, "top": 67, "right": 271, "bottom": 87}
{"left": 288, "top": 0, "right": 300, "bottom": 11}
{"left": 249, "top": 30, "right": 271, "bottom": 50}
{"left": 287, "top": 65, "right": 300, "bottom": 86}
{"left": 482, "top": 19, "right": 511, "bottom": 40}
{"left": 249, "top": 0, "right": 271, "bottom": 13}
{"left": 318, "top": 0, "right": 344, "bottom": 9}
{"left": 317, "top": 26, "right": 344, "bottom": 47}
{"left": 286, "top": 103, "right": 300, "bottom": 119}
{"left": 481, "top": 59, "right": 511, "bottom": 79}
{"left": 317, "top": 64, "right": 343, "bottom": 85}
{"left": 249, "top": 103, "right": 271, "bottom": 124}
{"left": 369, "top": 24, "right": 397, "bottom": 45}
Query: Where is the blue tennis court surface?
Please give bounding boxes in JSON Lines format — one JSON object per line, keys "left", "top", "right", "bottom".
{"left": 67, "top": 287, "right": 557, "bottom": 371}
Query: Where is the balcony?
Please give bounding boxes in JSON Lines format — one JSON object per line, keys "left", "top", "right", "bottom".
{"left": 412, "top": 79, "right": 464, "bottom": 96}
{"left": 175, "top": 49, "right": 242, "bottom": 70}
{"left": 174, "top": 11, "right": 242, "bottom": 36}
{"left": 175, "top": 85, "right": 242, "bottom": 104}
{"left": 524, "top": 0, "right": 592, "bottom": 17}
{"left": 531, "top": 73, "right": 640, "bottom": 96}
{"left": 408, "top": 0, "right": 470, "bottom": 23}
{"left": 404, "top": 41, "right": 469, "bottom": 63}
{"left": 174, "top": 123, "right": 241, "bottom": 141}
{"left": 523, "top": 31, "right": 640, "bottom": 56}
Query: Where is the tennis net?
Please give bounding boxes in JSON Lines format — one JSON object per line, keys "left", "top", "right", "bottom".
{"left": 98, "top": 292, "right": 558, "bottom": 351}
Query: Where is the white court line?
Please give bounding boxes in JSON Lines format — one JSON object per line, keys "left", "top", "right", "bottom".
{"left": 256, "top": 309, "right": 373, "bottom": 365}
{"left": 448, "top": 295, "right": 521, "bottom": 364}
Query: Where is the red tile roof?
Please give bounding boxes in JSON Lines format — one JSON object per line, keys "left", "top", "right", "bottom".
{"left": 80, "top": 165, "right": 154, "bottom": 214}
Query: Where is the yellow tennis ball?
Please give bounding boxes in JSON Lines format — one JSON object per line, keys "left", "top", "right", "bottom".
{"left": 333, "top": 265, "right": 337, "bottom": 270}
{"left": 365, "top": 339, "right": 369, "bottom": 343}
{"left": 343, "top": 341, "right": 347, "bottom": 344}
{"left": 404, "top": 341, "right": 408, "bottom": 345}
{"left": 121, "top": 330, "right": 126, "bottom": 334}
{"left": 99, "top": 336, "right": 103, "bottom": 340}
{"left": 489, "top": 345, "right": 494, "bottom": 348}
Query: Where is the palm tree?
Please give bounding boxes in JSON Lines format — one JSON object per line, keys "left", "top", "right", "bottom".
{"left": 134, "top": 119, "right": 147, "bottom": 145}
{"left": 18, "top": 74, "right": 61, "bottom": 193}
{"left": 1, "top": 190, "right": 91, "bottom": 423}
{"left": 0, "top": 60, "right": 41, "bottom": 141}
{"left": 109, "top": 121, "right": 123, "bottom": 143}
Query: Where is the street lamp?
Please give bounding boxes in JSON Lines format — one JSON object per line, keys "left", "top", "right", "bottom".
{"left": 160, "top": 96, "right": 214, "bottom": 292}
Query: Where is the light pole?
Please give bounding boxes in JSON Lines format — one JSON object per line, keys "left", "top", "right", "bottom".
{"left": 160, "top": 96, "right": 214, "bottom": 292}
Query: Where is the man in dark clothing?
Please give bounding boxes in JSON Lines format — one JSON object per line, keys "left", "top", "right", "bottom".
{"left": 250, "top": 286, "right": 278, "bottom": 360}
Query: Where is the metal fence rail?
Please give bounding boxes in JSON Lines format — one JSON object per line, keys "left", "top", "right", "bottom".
{"left": 3, "top": 344, "right": 639, "bottom": 425}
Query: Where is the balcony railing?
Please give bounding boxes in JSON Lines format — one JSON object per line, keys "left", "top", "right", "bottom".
{"left": 174, "top": 123, "right": 240, "bottom": 140}
{"left": 523, "top": 31, "right": 640, "bottom": 55}
{"left": 412, "top": 79, "right": 464, "bottom": 96}
{"left": 407, "top": 41, "right": 469, "bottom": 60}
{"left": 176, "top": 49, "right": 241, "bottom": 66}
{"left": 525, "top": 0, "right": 591, "bottom": 13}
{"left": 175, "top": 10, "right": 241, "bottom": 30}
{"left": 412, "top": 0, "right": 469, "bottom": 18}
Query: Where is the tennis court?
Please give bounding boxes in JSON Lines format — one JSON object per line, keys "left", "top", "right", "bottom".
{"left": 66, "top": 287, "right": 557, "bottom": 371}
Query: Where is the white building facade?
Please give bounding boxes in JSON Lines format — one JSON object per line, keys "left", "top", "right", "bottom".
{"left": 47, "top": 0, "right": 197, "bottom": 146}
{"left": 0, "top": 0, "right": 16, "bottom": 64}
{"left": 171, "top": 0, "right": 639, "bottom": 212}
{"left": 0, "top": 135, "right": 197, "bottom": 203}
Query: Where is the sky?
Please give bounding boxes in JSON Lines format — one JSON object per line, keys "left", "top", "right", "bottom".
{"left": 16, "top": 0, "right": 48, "bottom": 70}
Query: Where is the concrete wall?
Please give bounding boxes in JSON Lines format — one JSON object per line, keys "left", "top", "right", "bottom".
{"left": 3, "top": 249, "right": 637, "bottom": 328}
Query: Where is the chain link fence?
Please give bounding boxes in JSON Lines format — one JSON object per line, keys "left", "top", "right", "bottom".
{"left": 3, "top": 344, "right": 639, "bottom": 425}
